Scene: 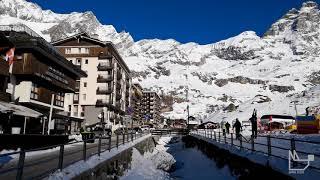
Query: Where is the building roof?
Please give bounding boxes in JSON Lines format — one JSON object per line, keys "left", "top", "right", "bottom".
{"left": 143, "top": 91, "right": 160, "bottom": 99}
{"left": 0, "top": 101, "right": 43, "bottom": 118}
{"left": 0, "top": 24, "right": 87, "bottom": 78}
{"left": 51, "top": 32, "right": 131, "bottom": 74}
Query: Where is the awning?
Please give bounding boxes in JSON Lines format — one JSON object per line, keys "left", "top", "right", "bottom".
{"left": 54, "top": 111, "right": 84, "bottom": 122}
{"left": 0, "top": 101, "right": 42, "bottom": 118}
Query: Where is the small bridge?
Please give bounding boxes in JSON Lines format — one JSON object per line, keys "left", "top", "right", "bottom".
{"left": 151, "top": 129, "right": 189, "bottom": 136}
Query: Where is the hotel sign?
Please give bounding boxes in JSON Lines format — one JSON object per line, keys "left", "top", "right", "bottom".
{"left": 45, "top": 66, "right": 69, "bottom": 85}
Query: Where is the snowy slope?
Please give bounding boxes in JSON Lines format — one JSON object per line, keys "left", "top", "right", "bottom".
{"left": 1, "top": 0, "right": 320, "bottom": 120}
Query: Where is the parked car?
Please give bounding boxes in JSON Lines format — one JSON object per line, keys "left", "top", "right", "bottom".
{"left": 92, "top": 127, "right": 112, "bottom": 137}
{"left": 133, "top": 127, "right": 142, "bottom": 133}
{"left": 140, "top": 125, "right": 150, "bottom": 131}
{"left": 149, "top": 127, "right": 156, "bottom": 131}
{"left": 114, "top": 128, "right": 126, "bottom": 135}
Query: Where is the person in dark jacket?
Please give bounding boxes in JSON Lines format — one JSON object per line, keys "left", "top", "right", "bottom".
{"left": 250, "top": 109, "right": 258, "bottom": 138}
{"left": 233, "top": 118, "right": 242, "bottom": 140}
{"left": 225, "top": 122, "right": 230, "bottom": 134}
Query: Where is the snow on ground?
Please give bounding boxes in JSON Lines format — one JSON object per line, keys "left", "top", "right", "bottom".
{"left": 47, "top": 134, "right": 151, "bottom": 180}
{"left": 120, "top": 148, "right": 171, "bottom": 180}
{"left": 192, "top": 131, "right": 320, "bottom": 180}
{"left": 120, "top": 137, "right": 174, "bottom": 180}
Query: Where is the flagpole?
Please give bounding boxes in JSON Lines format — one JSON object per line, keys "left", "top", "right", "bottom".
{"left": 48, "top": 94, "right": 55, "bottom": 135}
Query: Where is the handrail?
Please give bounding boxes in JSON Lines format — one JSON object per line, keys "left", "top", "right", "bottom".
{"left": 192, "top": 129, "right": 320, "bottom": 171}
{"left": 0, "top": 132, "right": 149, "bottom": 179}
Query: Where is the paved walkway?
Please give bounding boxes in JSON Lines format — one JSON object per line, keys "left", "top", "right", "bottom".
{"left": 0, "top": 133, "right": 146, "bottom": 180}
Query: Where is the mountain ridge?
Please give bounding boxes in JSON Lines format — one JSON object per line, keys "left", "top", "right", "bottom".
{"left": 1, "top": 0, "right": 320, "bottom": 120}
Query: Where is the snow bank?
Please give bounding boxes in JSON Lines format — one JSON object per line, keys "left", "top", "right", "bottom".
{"left": 120, "top": 148, "right": 171, "bottom": 180}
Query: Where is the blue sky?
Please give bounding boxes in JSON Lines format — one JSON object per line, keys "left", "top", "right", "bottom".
{"left": 29, "top": 0, "right": 315, "bottom": 44}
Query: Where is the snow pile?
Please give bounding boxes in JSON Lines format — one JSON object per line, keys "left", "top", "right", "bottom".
{"left": 150, "top": 137, "right": 176, "bottom": 171}
{"left": 68, "top": 134, "right": 82, "bottom": 142}
{"left": 121, "top": 137, "right": 175, "bottom": 179}
{"left": 120, "top": 148, "right": 171, "bottom": 180}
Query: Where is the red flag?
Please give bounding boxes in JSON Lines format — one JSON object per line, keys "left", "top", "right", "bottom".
{"left": 269, "top": 115, "right": 272, "bottom": 122}
{"left": 6, "top": 47, "right": 15, "bottom": 65}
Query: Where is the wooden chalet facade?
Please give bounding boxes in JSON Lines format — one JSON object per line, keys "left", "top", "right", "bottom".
{"left": 0, "top": 25, "right": 87, "bottom": 135}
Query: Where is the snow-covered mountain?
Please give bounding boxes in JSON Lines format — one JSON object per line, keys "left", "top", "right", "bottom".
{"left": 1, "top": 0, "right": 320, "bottom": 121}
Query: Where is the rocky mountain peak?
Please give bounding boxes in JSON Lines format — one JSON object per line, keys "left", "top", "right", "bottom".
{"left": 301, "top": 1, "right": 318, "bottom": 8}
{"left": 1, "top": 0, "right": 320, "bottom": 119}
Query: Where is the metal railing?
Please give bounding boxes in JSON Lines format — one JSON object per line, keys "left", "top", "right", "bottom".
{"left": 151, "top": 129, "right": 189, "bottom": 136}
{"left": 0, "top": 132, "right": 149, "bottom": 180}
{"left": 191, "top": 129, "right": 320, "bottom": 171}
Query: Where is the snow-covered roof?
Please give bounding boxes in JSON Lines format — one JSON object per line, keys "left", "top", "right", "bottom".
{"left": 188, "top": 120, "right": 200, "bottom": 125}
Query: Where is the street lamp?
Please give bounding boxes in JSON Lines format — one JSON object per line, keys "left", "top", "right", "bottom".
{"left": 98, "top": 111, "right": 105, "bottom": 136}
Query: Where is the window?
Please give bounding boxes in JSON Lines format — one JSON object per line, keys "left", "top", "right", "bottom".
{"left": 68, "top": 105, "right": 71, "bottom": 112}
{"left": 55, "top": 93, "right": 65, "bottom": 107}
{"left": 75, "top": 81, "right": 80, "bottom": 90}
{"left": 85, "top": 48, "right": 89, "bottom": 54}
{"left": 30, "top": 83, "right": 39, "bottom": 100}
{"left": 78, "top": 48, "right": 81, "bottom": 54}
{"left": 85, "top": 59, "right": 88, "bottom": 64}
{"left": 69, "top": 59, "right": 73, "bottom": 63}
{"left": 83, "top": 82, "right": 87, "bottom": 87}
{"left": 73, "top": 105, "right": 78, "bottom": 116}
{"left": 76, "top": 58, "right": 81, "bottom": 65}
{"left": 65, "top": 48, "right": 71, "bottom": 54}
{"left": 83, "top": 94, "right": 86, "bottom": 101}
{"left": 74, "top": 94, "right": 79, "bottom": 103}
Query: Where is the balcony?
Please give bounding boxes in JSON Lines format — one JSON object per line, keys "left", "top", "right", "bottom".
{"left": 97, "top": 75, "right": 113, "bottom": 83}
{"left": 96, "top": 87, "right": 113, "bottom": 94}
{"left": 116, "top": 91, "right": 122, "bottom": 100}
{"left": 97, "top": 63, "right": 113, "bottom": 71}
{"left": 96, "top": 98, "right": 112, "bottom": 107}
{"left": 116, "top": 102, "right": 121, "bottom": 109}
{"left": 116, "top": 81, "right": 122, "bottom": 90}
{"left": 126, "top": 81, "right": 130, "bottom": 89}
{"left": 117, "top": 71, "right": 122, "bottom": 79}
{"left": 98, "top": 53, "right": 113, "bottom": 60}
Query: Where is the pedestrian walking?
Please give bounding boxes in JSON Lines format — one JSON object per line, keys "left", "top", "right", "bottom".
{"left": 225, "top": 122, "right": 230, "bottom": 134}
{"left": 233, "top": 118, "right": 242, "bottom": 140}
{"left": 250, "top": 109, "right": 258, "bottom": 138}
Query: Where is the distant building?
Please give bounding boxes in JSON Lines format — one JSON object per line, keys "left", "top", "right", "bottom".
{"left": 142, "top": 91, "right": 161, "bottom": 125}
{"left": 171, "top": 119, "right": 187, "bottom": 129}
{"left": 198, "top": 121, "right": 218, "bottom": 129}
{"left": 52, "top": 32, "right": 132, "bottom": 132}
{"left": 130, "top": 83, "right": 143, "bottom": 127}
{"left": 0, "top": 25, "right": 86, "bottom": 134}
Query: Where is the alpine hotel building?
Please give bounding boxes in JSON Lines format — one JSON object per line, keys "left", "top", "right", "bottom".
{"left": 52, "top": 33, "right": 132, "bottom": 132}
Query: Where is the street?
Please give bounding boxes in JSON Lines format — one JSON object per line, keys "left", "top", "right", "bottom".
{"left": 0, "top": 133, "right": 141, "bottom": 179}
